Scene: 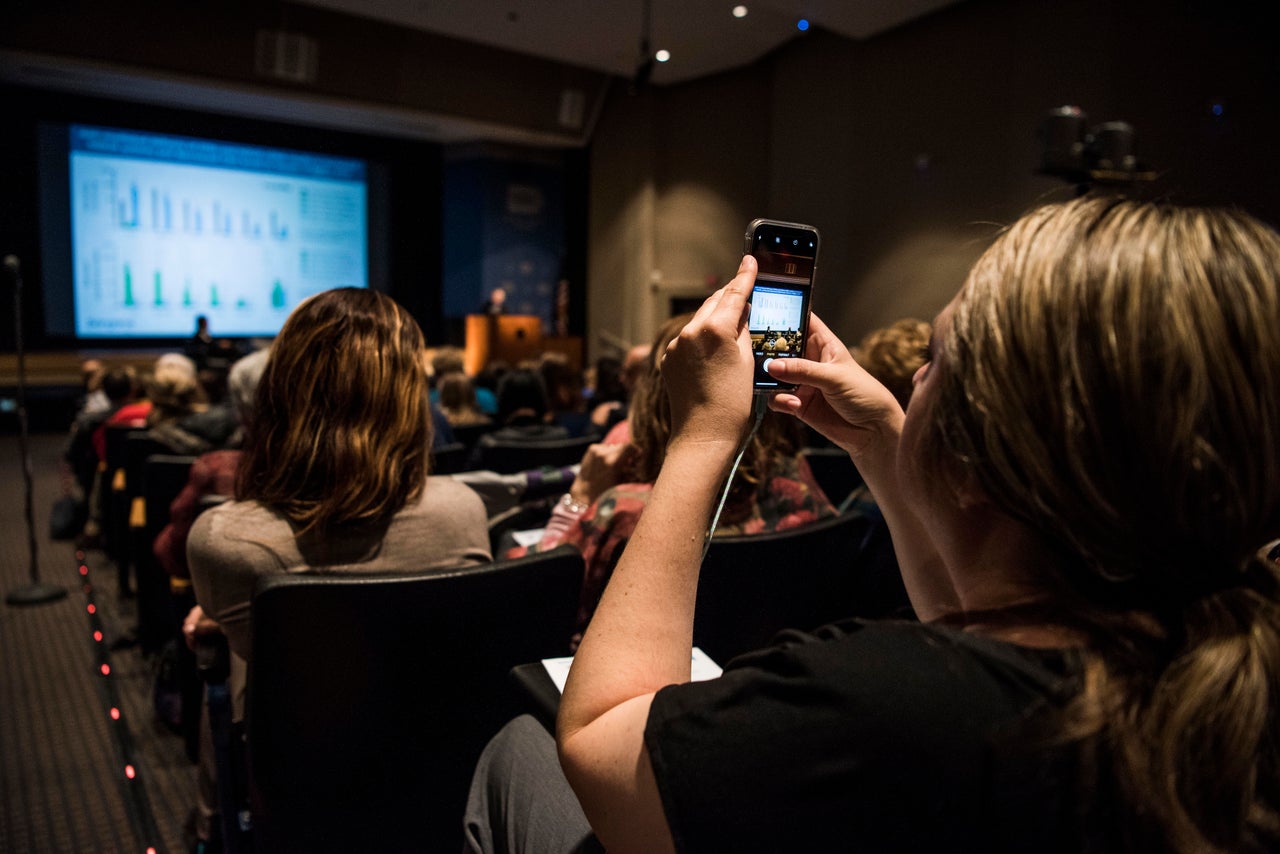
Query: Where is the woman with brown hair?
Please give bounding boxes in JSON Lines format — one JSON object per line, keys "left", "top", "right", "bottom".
{"left": 437, "top": 371, "right": 494, "bottom": 429}
{"left": 189, "top": 288, "right": 490, "bottom": 662}
{"left": 466, "top": 197, "right": 1280, "bottom": 853}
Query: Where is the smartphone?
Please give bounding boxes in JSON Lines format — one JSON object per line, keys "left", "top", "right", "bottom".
{"left": 745, "top": 218, "right": 819, "bottom": 393}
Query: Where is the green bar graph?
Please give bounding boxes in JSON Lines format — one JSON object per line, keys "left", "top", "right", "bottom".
{"left": 123, "top": 264, "right": 135, "bottom": 307}
{"left": 154, "top": 271, "right": 163, "bottom": 306}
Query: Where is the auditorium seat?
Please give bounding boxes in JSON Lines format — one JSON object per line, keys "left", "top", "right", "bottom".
{"left": 692, "top": 511, "right": 873, "bottom": 662}
{"left": 472, "top": 434, "right": 595, "bottom": 474}
{"left": 240, "top": 545, "right": 584, "bottom": 851}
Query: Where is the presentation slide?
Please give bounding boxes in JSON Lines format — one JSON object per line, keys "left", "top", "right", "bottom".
{"left": 66, "top": 124, "right": 368, "bottom": 338}
{"left": 748, "top": 284, "right": 805, "bottom": 333}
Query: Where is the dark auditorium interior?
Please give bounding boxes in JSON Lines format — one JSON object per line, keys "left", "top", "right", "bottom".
{"left": 1, "top": 0, "right": 1275, "bottom": 851}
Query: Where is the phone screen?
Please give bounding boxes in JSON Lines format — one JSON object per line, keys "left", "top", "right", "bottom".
{"left": 746, "top": 219, "right": 819, "bottom": 392}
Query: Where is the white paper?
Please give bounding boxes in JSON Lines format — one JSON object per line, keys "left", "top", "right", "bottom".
{"left": 541, "top": 647, "right": 723, "bottom": 694}
{"left": 510, "top": 528, "right": 546, "bottom": 548}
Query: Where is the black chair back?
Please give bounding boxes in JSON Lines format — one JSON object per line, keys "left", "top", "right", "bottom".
{"left": 125, "top": 431, "right": 171, "bottom": 503}
{"left": 121, "top": 434, "right": 180, "bottom": 650}
{"left": 449, "top": 421, "right": 496, "bottom": 451}
{"left": 101, "top": 424, "right": 140, "bottom": 562}
{"left": 430, "top": 441, "right": 471, "bottom": 475}
{"left": 141, "top": 454, "right": 197, "bottom": 543}
{"left": 246, "top": 546, "right": 584, "bottom": 852}
{"left": 474, "top": 434, "right": 595, "bottom": 474}
{"left": 800, "top": 446, "right": 863, "bottom": 507}
{"left": 693, "top": 512, "right": 872, "bottom": 663}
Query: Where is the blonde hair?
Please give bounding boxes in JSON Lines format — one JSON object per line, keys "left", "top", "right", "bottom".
{"left": 931, "top": 196, "right": 1280, "bottom": 851}
{"left": 238, "top": 288, "right": 432, "bottom": 534}
{"left": 851, "top": 318, "right": 932, "bottom": 410}
{"left": 146, "top": 353, "right": 208, "bottom": 425}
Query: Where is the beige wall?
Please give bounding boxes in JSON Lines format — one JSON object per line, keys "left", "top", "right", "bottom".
{"left": 586, "top": 0, "right": 1278, "bottom": 355}
{"left": 587, "top": 67, "right": 771, "bottom": 359}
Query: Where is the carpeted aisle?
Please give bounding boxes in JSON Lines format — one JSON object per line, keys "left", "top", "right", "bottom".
{"left": 0, "top": 432, "right": 194, "bottom": 854}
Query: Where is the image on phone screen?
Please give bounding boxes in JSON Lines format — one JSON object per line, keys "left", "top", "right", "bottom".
{"left": 747, "top": 221, "right": 817, "bottom": 391}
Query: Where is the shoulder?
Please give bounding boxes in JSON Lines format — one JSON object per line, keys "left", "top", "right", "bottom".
{"left": 401, "top": 478, "right": 490, "bottom": 535}
{"left": 650, "top": 620, "right": 1079, "bottom": 757}
{"left": 189, "top": 500, "right": 287, "bottom": 552}
{"left": 381, "top": 478, "right": 492, "bottom": 563}
{"left": 418, "top": 476, "right": 487, "bottom": 515}
{"left": 644, "top": 621, "right": 1084, "bottom": 850}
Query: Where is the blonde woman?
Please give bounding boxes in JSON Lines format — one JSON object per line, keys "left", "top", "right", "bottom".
{"left": 467, "top": 197, "right": 1280, "bottom": 853}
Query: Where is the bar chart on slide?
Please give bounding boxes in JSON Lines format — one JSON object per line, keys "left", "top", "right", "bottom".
{"left": 748, "top": 284, "right": 806, "bottom": 333}
{"left": 68, "top": 125, "right": 368, "bottom": 338}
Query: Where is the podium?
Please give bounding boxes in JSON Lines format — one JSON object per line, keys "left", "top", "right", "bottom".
{"left": 463, "top": 315, "right": 584, "bottom": 375}
{"left": 464, "top": 315, "right": 543, "bottom": 375}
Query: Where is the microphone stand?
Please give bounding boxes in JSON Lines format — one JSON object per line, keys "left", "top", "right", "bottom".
{"left": 5, "top": 254, "right": 66, "bottom": 606}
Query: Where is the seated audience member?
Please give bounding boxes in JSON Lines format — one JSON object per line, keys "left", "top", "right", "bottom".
{"left": 586, "top": 355, "right": 627, "bottom": 433}
{"left": 539, "top": 352, "right": 596, "bottom": 438}
{"left": 153, "top": 348, "right": 269, "bottom": 581}
{"left": 188, "top": 288, "right": 491, "bottom": 664}
{"left": 437, "top": 371, "right": 494, "bottom": 430}
{"left": 470, "top": 368, "right": 570, "bottom": 467}
{"left": 598, "top": 343, "right": 652, "bottom": 445}
{"left": 473, "top": 359, "right": 510, "bottom": 415}
{"left": 521, "top": 312, "right": 835, "bottom": 640}
{"left": 466, "top": 198, "right": 1280, "bottom": 852}
{"left": 66, "top": 366, "right": 138, "bottom": 501}
{"left": 142, "top": 354, "right": 220, "bottom": 455}
{"left": 157, "top": 348, "right": 267, "bottom": 854}
{"left": 76, "top": 359, "right": 109, "bottom": 416}
{"left": 432, "top": 345, "right": 498, "bottom": 416}
{"left": 93, "top": 353, "right": 218, "bottom": 457}
{"left": 92, "top": 356, "right": 184, "bottom": 460}
{"left": 850, "top": 317, "right": 931, "bottom": 410}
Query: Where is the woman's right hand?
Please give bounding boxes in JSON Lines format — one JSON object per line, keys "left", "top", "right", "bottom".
{"left": 181, "top": 604, "right": 222, "bottom": 651}
{"left": 763, "top": 313, "right": 904, "bottom": 458}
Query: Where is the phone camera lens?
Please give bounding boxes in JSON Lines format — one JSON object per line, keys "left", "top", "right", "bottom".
{"left": 792, "top": 239, "right": 799, "bottom": 246}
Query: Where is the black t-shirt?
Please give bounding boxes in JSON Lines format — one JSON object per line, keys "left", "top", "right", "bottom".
{"left": 644, "top": 619, "right": 1088, "bottom": 853}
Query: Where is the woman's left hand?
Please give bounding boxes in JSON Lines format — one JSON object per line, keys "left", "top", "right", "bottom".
{"left": 661, "top": 255, "right": 757, "bottom": 451}
{"left": 569, "top": 442, "right": 634, "bottom": 506}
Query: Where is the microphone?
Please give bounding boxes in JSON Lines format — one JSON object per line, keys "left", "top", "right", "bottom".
{"left": 3, "top": 254, "right": 19, "bottom": 276}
